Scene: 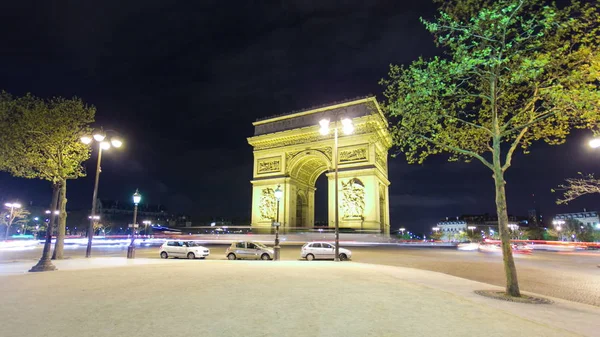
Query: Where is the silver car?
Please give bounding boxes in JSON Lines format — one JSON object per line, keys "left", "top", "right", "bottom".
{"left": 226, "top": 241, "right": 273, "bottom": 260}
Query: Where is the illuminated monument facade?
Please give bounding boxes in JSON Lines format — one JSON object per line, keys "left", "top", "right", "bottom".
{"left": 247, "top": 97, "right": 391, "bottom": 234}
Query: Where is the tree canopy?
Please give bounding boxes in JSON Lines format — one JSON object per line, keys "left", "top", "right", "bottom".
{"left": 0, "top": 91, "right": 94, "bottom": 184}
{"left": 381, "top": 0, "right": 599, "bottom": 167}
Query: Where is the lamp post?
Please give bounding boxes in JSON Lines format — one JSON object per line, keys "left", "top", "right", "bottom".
{"left": 127, "top": 189, "right": 141, "bottom": 259}
{"left": 143, "top": 220, "right": 152, "bottom": 236}
{"left": 552, "top": 219, "right": 565, "bottom": 241}
{"left": 273, "top": 185, "right": 283, "bottom": 261}
{"left": 81, "top": 129, "right": 123, "bottom": 258}
{"left": 4, "top": 202, "right": 21, "bottom": 239}
{"left": 319, "top": 116, "right": 354, "bottom": 262}
{"left": 88, "top": 215, "right": 100, "bottom": 236}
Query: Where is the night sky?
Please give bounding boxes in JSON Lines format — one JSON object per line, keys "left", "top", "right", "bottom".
{"left": 1, "top": 1, "right": 599, "bottom": 233}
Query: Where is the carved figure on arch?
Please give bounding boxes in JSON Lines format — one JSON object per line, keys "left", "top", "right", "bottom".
{"left": 259, "top": 188, "right": 277, "bottom": 220}
{"left": 341, "top": 178, "right": 365, "bottom": 219}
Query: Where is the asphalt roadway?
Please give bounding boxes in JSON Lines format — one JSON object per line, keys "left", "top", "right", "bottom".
{"left": 1, "top": 244, "right": 599, "bottom": 306}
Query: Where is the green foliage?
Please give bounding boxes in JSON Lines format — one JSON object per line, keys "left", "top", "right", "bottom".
{"left": 561, "top": 219, "right": 598, "bottom": 242}
{"left": 525, "top": 227, "right": 545, "bottom": 240}
{"left": 555, "top": 173, "right": 600, "bottom": 204}
{"left": 0, "top": 91, "right": 95, "bottom": 184}
{"left": 1, "top": 207, "right": 31, "bottom": 237}
{"left": 381, "top": 0, "right": 599, "bottom": 167}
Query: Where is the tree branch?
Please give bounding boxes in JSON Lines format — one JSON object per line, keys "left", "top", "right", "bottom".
{"left": 502, "top": 126, "right": 529, "bottom": 172}
{"left": 555, "top": 173, "right": 600, "bottom": 204}
{"left": 440, "top": 113, "right": 493, "bottom": 135}
{"left": 501, "top": 108, "right": 558, "bottom": 137}
{"left": 417, "top": 134, "right": 494, "bottom": 170}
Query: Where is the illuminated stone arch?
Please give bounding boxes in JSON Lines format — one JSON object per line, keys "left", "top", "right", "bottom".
{"left": 248, "top": 97, "right": 392, "bottom": 234}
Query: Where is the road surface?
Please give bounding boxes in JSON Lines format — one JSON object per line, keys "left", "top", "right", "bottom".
{"left": 1, "top": 243, "right": 598, "bottom": 306}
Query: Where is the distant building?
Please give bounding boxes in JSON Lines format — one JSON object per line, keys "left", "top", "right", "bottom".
{"left": 96, "top": 199, "right": 187, "bottom": 234}
{"left": 553, "top": 210, "right": 599, "bottom": 228}
{"left": 528, "top": 208, "right": 542, "bottom": 227}
{"left": 437, "top": 213, "right": 528, "bottom": 239}
{"left": 436, "top": 219, "right": 467, "bottom": 233}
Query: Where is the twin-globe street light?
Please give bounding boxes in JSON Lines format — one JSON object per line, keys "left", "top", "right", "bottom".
{"left": 552, "top": 219, "right": 565, "bottom": 241}
{"left": 81, "top": 130, "right": 123, "bottom": 258}
{"left": 4, "top": 202, "right": 21, "bottom": 239}
{"left": 319, "top": 117, "right": 354, "bottom": 262}
{"left": 127, "top": 189, "right": 142, "bottom": 259}
{"left": 273, "top": 185, "right": 283, "bottom": 261}
{"left": 142, "top": 220, "right": 152, "bottom": 236}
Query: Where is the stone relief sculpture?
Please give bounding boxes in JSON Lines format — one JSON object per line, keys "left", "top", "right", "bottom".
{"left": 259, "top": 188, "right": 277, "bottom": 220}
{"left": 339, "top": 147, "right": 367, "bottom": 162}
{"left": 257, "top": 158, "right": 281, "bottom": 174}
{"left": 341, "top": 178, "right": 365, "bottom": 219}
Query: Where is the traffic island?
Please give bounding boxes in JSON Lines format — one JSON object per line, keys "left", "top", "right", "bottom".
{"left": 474, "top": 290, "right": 553, "bottom": 304}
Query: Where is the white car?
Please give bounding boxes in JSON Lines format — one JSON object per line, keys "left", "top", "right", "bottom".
{"left": 301, "top": 242, "right": 352, "bottom": 261}
{"left": 159, "top": 240, "right": 210, "bottom": 259}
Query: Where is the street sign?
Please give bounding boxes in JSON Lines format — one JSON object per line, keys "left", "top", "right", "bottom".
{"left": 128, "top": 224, "right": 139, "bottom": 228}
{"left": 272, "top": 222, "right": 280, "bottom": 227}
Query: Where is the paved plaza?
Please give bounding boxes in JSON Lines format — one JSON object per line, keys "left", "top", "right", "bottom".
{"left": 1, "top": 258, "right": 598, "bottom": 337}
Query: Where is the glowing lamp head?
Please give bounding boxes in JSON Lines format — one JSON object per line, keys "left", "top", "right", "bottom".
{"left": 100, "top": 141, "right": 111, "bottom": 150}
{"left": 341, "top": 118, "right": 354, "bottom": 135}
{"left": 110, "top": 138, "right": 123, "bottom": 148}
{"left": 133, "top": 189, "right": 141, "bottom": 205}
{"left": 319, "top": 119, "right": 330, "bottom": 135}
{"left": 93, "top": 132, "right": 106, "bottom": 142}
{"left": 589, "top": 138, "right": 600, "bottom": 149}
{"left": 81, "top": 136, "right": 92, "bottom": 144}
{"left": 274, "top": 185, "right": 283, "bottom": 200}
{"left": 5, "top": 202, "right": 21, "bottom": 208}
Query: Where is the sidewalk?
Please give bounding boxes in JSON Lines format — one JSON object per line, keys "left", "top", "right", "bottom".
{"left": 0, "top": 258, "right": 598, "bottom": 337}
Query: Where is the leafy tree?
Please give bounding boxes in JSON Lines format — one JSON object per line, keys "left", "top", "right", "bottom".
{"left": 555, "top": 173, "right": 600, "bottom": 204}
{"left": 381, "top": 0, "right": 599, "bottom": 296}
{"left": 0, "top": 91, "right": 94, "bottom": 269}
{"left": 1, "top": 207, "right": 30, "bottom": 238}
{"left": 430, "top": 230, "right": 443, "bottom": 241}
{"left": 524, "top": 227, "right": 545, "bottom": 240}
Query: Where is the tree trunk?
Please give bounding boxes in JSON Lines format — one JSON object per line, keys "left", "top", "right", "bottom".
{"left": 4, "top": 219, "right": 10, "bottom": 239}
{"left": 52, "top": 179, "right": 67, "bottom": 260}
{"left": 29, "top": 182, "right": 60, "bottom": 272}
{"left": 493, "top": 167, "right": 521, "bottom": 297}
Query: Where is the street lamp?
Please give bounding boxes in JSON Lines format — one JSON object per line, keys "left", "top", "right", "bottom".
{"left": 82, "top": 128, "right": 123, "bottom": 258}
{"left": 273, "top": 185, "right": 283, "bottom": 261}
{"left": 127, "top": 189, "right": 141, "bottom": 259}
{"left": 4, "top": 202, "right": 21, "bottom": 239}
{"left": 553, "top": 219, "right": 565, "bottom": 241}
{"left": 467, "top": 226, "right": 476, "bottom": 236}
{"left": 319, "top": 116, "right": 354, "bottom": 262}
{"left": 589, "top": 138, "right": 600, "bottom": 149}
{"left": 142, "top": 220, "right": 152, "bottom": 236}
{"left": 88, "top": 215, "right": 100, "bottom": 235}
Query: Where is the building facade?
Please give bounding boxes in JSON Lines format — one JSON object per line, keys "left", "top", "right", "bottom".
{"left": 553, "top": 210, "right": 599, "bottom": 228}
